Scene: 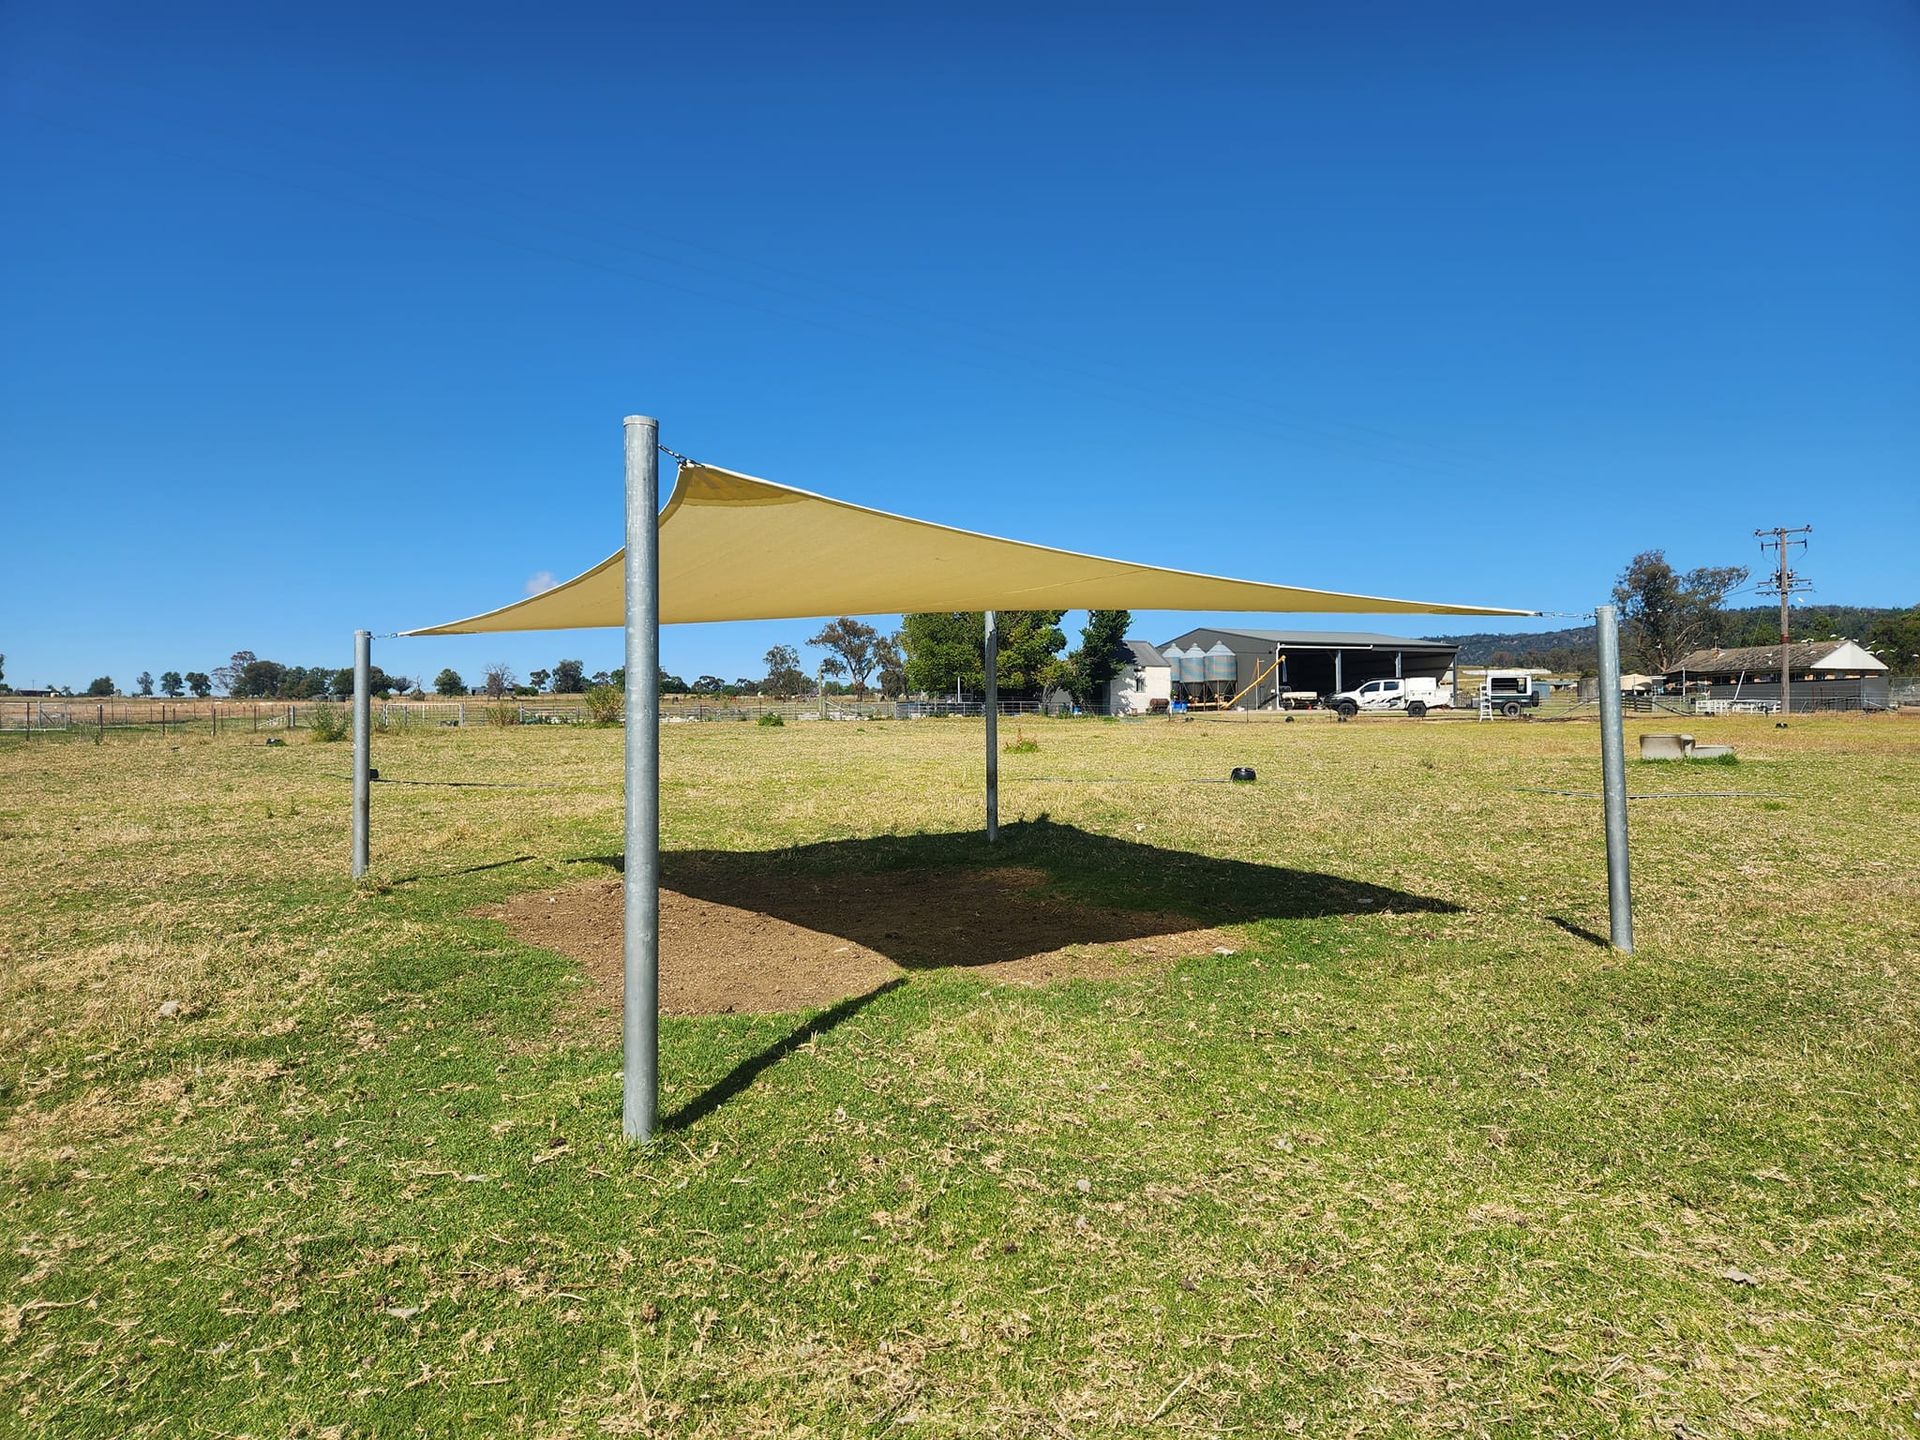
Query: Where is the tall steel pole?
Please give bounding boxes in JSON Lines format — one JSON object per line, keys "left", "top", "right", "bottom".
{"left": 352, "top": 629, "right": 371, "bottom": 878}
{"left": 984, "top": 610, "right": 999, "bottom": 842}
{"left": 1595, "top": 604, "right": 1633, "bottom": 952}
{"left": 623, "top": 416, "right": 661, "bottom": 1142}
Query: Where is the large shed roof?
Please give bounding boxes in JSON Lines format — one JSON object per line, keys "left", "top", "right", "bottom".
{"left": 1160, "top": 627, "right": 1460, "bottom": 651}
{"left": 1669, "top": 639, "right": 1887, "bottom": 677}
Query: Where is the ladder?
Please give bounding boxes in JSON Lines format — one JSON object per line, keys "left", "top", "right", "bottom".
{"left": 1477, "top": 690, "right": 1493, "bottom": 721}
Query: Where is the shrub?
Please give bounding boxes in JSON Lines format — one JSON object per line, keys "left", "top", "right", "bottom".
{"left": 584, "top": 684, "right": 624, "bottom": 725}
{"left": 486, "top": 701, "right": 520, "bottom": 727}
{"left": 306, "top": 704, "right": 351, "bottom": 742}
{"left": 757, "top": 710, "right": 785, "bottom": 727}
{"left": 1003, "top": 735, "right": 1040, "bottom": 754}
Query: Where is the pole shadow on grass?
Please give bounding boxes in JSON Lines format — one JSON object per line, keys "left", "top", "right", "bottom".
{"left": 661, "top": 978, "right": 905, "bottom": 1133}
{"left": 1547, "top": 915, "right": 1610, "bottom": 948}
{"left": 390, "top": 854, "right": 537, "bottom": 886}
{"left": 572, "top": 816, "right": 1459, "bottom": 973}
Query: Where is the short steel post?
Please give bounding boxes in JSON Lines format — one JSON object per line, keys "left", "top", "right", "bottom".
{"left": 1596, "top": 604, "right": 1633, "bottom": 952}
{"left": 984, "top": 610, "right": 999, "bottom": 842}
{"left": 1334, "top": 649, "right": 1343, "bottom": 694}
{"left": 622, "top": 415, "right": 661, "bottom": 1142}
{"left": 352, "top": 629, "right": 371, "bottom": 879}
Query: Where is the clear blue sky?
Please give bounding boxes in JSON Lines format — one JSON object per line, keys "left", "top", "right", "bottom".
{"left": 3, "top": 1, "right": 1915, "bottom": 693}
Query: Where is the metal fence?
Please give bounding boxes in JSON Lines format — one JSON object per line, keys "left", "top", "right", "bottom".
{"left": 0, "top": 698, "right": 477, "bottom": 736}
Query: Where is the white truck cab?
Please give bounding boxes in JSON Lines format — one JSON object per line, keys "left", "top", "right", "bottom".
{"left": 1329, "top": 675, "right": 1451, "bottom": 719}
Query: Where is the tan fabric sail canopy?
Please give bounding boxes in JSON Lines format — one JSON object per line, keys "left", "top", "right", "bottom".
{"left": 406, "top": 461, "right": 1528, "bottom": 634}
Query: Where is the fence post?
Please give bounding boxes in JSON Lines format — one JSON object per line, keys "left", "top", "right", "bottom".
{"left": 984, "top": 610, "right": 999, "bottom": 843}
{"left": 353, "top": 630, "right": 371, "bottom": 879}
{"left": 97, "top": 704, "right": 104, "bottom": 742}
{"left": 1596, "top": 603, "right": 1634, "bottom": 952}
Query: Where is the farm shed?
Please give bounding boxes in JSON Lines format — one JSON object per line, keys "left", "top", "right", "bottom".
{"left": 1105, "top": 640, "right": 1171, "bottom": 715}
{"left": 1156, "top": 627, "right": 1459, "bottom": 709}
{"left": 1667, "top": 640, "right": 1890, "bottom": 712}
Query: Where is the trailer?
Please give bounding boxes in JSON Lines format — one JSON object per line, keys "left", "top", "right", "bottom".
{"left": 1477, "top": 670, "right": 1544, "bottom": 718}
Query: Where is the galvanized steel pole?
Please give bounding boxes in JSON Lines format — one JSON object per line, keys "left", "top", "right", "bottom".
{"left": 1595, "top": 604, "right": 1633, "bottom": 952}
{"left": 622, "top": 416, "right": 661, "bottom": 1142}
{"left": 352, "top": 629, "right": 371, "bottom": 879}
{"left": 984, "top": 610, "right": 999, "bottom": 842}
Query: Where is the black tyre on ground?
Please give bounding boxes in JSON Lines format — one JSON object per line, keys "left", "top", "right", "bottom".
{"left": 1336, "top": 699, "right": 1359, "bottom": 720}
{"left": 1502, "top": 700, "right": 1523, "bottom": 718}
{"left": 1407, "top": 701, "right": 1428, "bottom": 718}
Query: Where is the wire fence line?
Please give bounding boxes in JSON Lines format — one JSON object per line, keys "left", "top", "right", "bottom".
{"left": 0, "top": 698, "right": 474, "bottom": 736}
{"left": 7, "top": 678, "right": 1912, "bottom": 738}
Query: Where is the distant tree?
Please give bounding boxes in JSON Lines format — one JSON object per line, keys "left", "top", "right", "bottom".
{"left": 1867, "top": 605, "right": 1920, "bottom": 669}
{"left": 159, "top": 670, "right": 184, "bottom": 698}
{"left": 589, "top": 670, "right": 612, "bottom": 688}
{"left": 733, "top": 676, "right": 758, "bottom": 694}
{"left": 901, "top": 611, "right": 1067, "bottom": 697}
{"left": 658, "top": 669, "right": 688, "bottom": 692}
{"left": 901, "top": 613, "right": 977, "bottom": 695}
{"left": 236, "top": 659, "right": 287, "bottom": 697}
{"left": 283, "top": 667, "right": 329, "bottom": 699}
{"left": 1612, "top": 551, "right": 1749, "bottom": 671}
{"left": 1066, "top": 609, "right": 1132, "bottom": 705}
{"left": 434, "top": 667, "right": 465, "bottom": 697}
{"left": 329, "top": 665, "right": 404, "bottom": 698}
{"left": 185, "top": 671, "right": 213, "bottom": 698}
{"left": 86, "top": 676, "right": 115, "bottom": 697}
{"left": 482, "top": 662, "right": 516, "bottom": 699}
{"left": 551, "top": 659, "right": 587, "bottom": 694}
{"left": 761, "top": 644, "right": 808, "bottom": 698}
{"left": 872, "top": 632, "right": 907, "bottom": 698}
{"left": 212, "top": 650, "right": 257, "bottom": 696}
{"left": 610, "top": 667, "right": 625, "bottom": 689}
{"left": 808, "top": 618, "right": 881, "bottom": 696}
{"left": 691, "top": 674, "right": 727, "bottom": 694}
{"left": 529, "top": 669, "right": 551, "bottom": 692}
{"left": 0, "top": 653, "right": 6, "bottom": 689}
{"left": 135, "top": 670, "right": 154, "bottom": 697}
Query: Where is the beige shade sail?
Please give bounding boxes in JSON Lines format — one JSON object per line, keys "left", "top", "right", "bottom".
{"left": 404, "top": 461, "right": 1530, "bottom": 634}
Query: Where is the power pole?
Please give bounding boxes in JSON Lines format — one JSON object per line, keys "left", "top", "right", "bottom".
{"left": 1754, "top": 525, "right": 1812, "bottom": 723}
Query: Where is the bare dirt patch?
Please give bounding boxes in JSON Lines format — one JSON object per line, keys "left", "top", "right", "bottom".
{"left": 482, "top": 865, "right": 1236, "bottom": 1020}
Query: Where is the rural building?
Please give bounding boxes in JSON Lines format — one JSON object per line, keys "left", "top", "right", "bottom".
{"left": 1105, "top": 640, "right": 1172, "bottom": 715}
{"left": 1667, "top": 639, "right": 1890, "bottom": 712}
{"left": 1155, "top": 628, "right": 1459, "bottom": 710}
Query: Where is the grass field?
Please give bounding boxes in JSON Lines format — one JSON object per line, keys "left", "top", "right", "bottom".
{"left": 3, "top": 713, "right": 1918, "bottom": 1437}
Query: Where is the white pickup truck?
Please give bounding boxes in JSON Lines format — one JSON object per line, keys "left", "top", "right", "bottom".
{"left": 1329, "top": 676, "right": 1451, "bottom": 719}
